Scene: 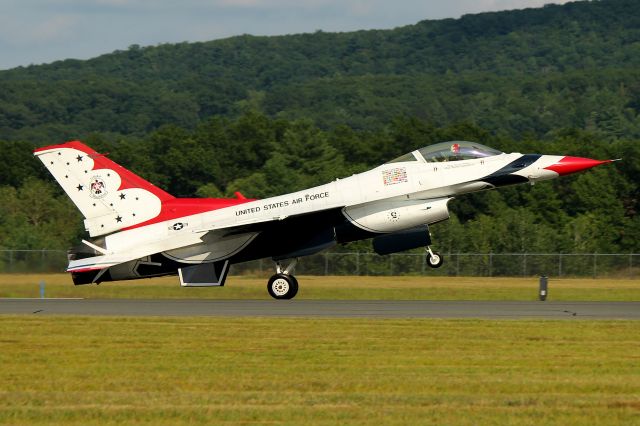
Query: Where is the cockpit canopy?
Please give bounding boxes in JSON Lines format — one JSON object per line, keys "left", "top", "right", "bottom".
{"left": 387, "top": 141, "right": 503, "bottom": 164}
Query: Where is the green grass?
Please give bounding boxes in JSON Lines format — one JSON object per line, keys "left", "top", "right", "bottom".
{"left": 0, "top": 316, "right": 638, "bottom": 425}
{"left": 1, "top": 274, "right": 639, "bottom": 301}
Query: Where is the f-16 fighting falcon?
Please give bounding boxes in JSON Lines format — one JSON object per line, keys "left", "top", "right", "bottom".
{"left": 35, "top": 140, "right": 614, "bottom": 299}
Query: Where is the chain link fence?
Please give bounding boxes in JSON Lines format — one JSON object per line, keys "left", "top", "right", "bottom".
{"left": 0, "top": 250, "right": 68, "bottom": 274}
{"left": 1, "top": 250, "right": 638, "bottom": 278}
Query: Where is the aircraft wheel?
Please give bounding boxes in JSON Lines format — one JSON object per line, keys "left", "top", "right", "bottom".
{"left": 267, "top": 274, "right": 299, "bottom": 300}
{"left": 427, "top": 251, "right": 444, "bottom": 268}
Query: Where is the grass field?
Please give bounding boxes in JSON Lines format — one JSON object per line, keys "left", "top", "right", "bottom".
{"left": 2, "top": 275, "right": 638, "bottom": 424}
{"left": 1, "top": 316, "right": 638, "bottom": 425}
{"left": 1, "top": 273, "right": 639, "bottom": 301}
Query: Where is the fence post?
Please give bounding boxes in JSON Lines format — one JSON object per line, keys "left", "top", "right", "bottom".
{"left": 456, "top": 252, "right": 460, "bottom": 276}
{"left": 593, "top": 253, "right": 597, "bottom": 279}
{"left": 489, "top": 252, "right": 493, "bottom": 277}
{"left": 630, "top": 253, "right": 634, "bottom": 280}
{"left": 324, "top": 253, "right": 329, "bottom": 276}
{"left": 558, "top": 253, "right": 562, "bottom": 277}
{"left": 523, "top": 253, "right": 527, "bottom": 277}
{"left": 355, "top": 252, "right": 360, "bottom": 276}
{"left": 364, "top": 253, "right": 369, "bottom": 276}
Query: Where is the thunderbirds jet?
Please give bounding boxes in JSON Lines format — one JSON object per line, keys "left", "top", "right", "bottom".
{"left": 35, "top": 140, "right": 613, "bottom": 299}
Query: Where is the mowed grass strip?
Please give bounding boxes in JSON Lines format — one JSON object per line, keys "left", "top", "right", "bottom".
{"left": 0, "top": 317, "right": 638, "bottom": 425}
{"left": 1, "top": 274, "right": 640, "bottom": 301}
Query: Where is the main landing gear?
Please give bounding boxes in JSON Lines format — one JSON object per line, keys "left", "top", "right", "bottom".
{"left": 267, "top": 258, "right": 299, "bottom": 300}
{"left": 426, "top": 246, "right": 444, "bottom": 268}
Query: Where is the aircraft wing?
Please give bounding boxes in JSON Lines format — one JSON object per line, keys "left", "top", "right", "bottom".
{"left": 190, "top": 204, "right": 345, "bottom": 235}
{"left": 68, "top": 205, "right": 347, "bottom": 274}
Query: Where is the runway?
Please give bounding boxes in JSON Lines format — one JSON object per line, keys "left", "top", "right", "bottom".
{"left": 1, "top": 299, "right": 639, "bottom": 319}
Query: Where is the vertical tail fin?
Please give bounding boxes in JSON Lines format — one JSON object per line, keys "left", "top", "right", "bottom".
{"left": 34, "top": 141, "right": 174, "bottom": 237}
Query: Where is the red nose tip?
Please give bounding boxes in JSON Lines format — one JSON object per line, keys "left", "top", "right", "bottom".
{"left": 544, "top": 156, "right": 612, "bottom": 176}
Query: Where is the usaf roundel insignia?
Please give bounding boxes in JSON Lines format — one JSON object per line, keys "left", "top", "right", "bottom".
{"left": 89, "top": 176, "right": 108, "bottom": 199}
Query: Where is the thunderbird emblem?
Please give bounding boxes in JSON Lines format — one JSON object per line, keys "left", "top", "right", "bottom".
{"left": 89, "top": 176, "right": 107, "bottom": 199}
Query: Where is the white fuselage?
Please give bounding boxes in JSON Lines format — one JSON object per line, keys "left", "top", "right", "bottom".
{"left": 93, "top": 152, "right": 562, "bottom": 269}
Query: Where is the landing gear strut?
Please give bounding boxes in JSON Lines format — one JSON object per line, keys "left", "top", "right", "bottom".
{"left": 267, "top": 258, "right": 299, "bottom": 300}
{"left": 426, "top": 246, "right": 444, "bottom": 268}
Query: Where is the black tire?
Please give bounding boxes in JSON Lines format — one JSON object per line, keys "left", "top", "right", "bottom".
{"left": 427, "top": 251, "right": 444, "bottom": 268}
{"left": 267, "top": 274, "right": 299, "bottom": 300}
{"left": 286, "top": 276, "right": 299, "bottom": 299}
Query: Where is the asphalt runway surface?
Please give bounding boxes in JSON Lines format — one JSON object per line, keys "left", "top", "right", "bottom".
{"left": 1, "top": 299, "right": 639, "bottom": 319}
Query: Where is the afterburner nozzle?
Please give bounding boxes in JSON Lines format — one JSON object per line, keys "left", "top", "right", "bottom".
{"left": 544, "top": 156, "right": 614, "bottom": 176}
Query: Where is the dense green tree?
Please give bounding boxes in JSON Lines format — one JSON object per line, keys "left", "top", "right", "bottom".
{"left": 1, "top": 113, "right": 638, "bottom": 254}
{"left": 0, "top": 0, "right": 638, "bottom": 257}
{"left": 226, "top": 120, "right": 348, "bottom": 197}
{"left": 1, "top": 0, "right": 640, "bottom": 141}
{"left": 0, "top": 178, "right": 82, "bottom": 249}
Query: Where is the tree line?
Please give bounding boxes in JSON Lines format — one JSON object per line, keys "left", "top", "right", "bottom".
{"left": 0, "top": 0, "right": 638, "bottom": 141}
{"left": 1, "top": 113, "right": 637, "bottom": 255}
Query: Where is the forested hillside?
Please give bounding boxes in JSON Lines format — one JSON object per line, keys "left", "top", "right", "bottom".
{"left": 0, "top": 0, "right": 638, "bottom": 256}
{"left": 1, "top": 0, "right": 639, "bottom": 141}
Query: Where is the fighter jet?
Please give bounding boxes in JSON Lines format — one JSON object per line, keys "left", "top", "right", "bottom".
{"left": 35, "top": 140, "right": 613, "bottom": 299}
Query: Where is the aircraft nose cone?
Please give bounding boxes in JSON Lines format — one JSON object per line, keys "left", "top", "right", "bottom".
{"left": 544, "top": 156, "right": 612, "bottom": 176}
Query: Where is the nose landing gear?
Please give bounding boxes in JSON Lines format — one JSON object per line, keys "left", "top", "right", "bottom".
{"left": 426, "top": 247, "right": 444, "bottom": 268}
{"left": 267, "top": 258, "right": 299, "bottom": 299}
